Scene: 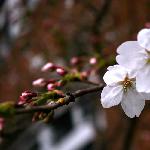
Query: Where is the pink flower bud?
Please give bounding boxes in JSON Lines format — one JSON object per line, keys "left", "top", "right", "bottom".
{"left": 70, "top": 57, "right": 80, "bottom": 65}
{"left": 89, "top": 57, "right": 97, "bottom": 65}
{"left": 56, "top": 68, "right": 67, "bottom": 76}
{"left": 41, "top": 62, "right": 56, "bottom": 72}
{"left": 32, "top": 78, "right": 46, "bottom": 87}
{"left": 22, "top": 91, "right": 37, "bottom": 98}
{"left": 47, "top": 83, "right": 56, "bottom": 91}
{"left": 18, "top": 91, "right": 37, "bottom": 105}
{"left": 18, "top": 96, "right": 26, "bottom": 105}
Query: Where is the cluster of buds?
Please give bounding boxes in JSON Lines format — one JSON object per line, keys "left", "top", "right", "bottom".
{"left": 70, "top": 56, "right": 97, "bottom": 66}
{"left": 32, "top": 77, "right": 64, "bottom": 91}
{"left": 32, "top": 58, "right": 98, "bottom": 92}
{"left": 46, "top": 80, "right": 63, "bottom": 91}
{"left": 15, "top": 58, "right": 100, "bottom": 124}
{"left": 18, "top": 91, "right": 37, "bottom": 105}
{"left": 32, "top": 62, "right": 68, "bottom": 91}
{"left": 70, "top": 56, "right": 98, "bottom": 80}
{"left": 41, "top": 62, "right": 67, "bottom": 76}
{"left": 18, "top": 89, "right": 65, "bottom": 122}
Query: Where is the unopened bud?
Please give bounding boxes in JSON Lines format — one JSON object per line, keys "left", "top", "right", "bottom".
{"left": 41, "top": 62, "right": 56, "bottom": 72}
{"left": 56, "top": 68, "right": 67, "bottom": 76}
{"left": 32, "top": 78, "right": 46, "bottom": 87}
{"left": 18, "top": 96, "right": 26, "bottom": 105}
{"left": 70, "top": 57, "right": 80, "bottom": 65}
{"left": 18, "top": 91, "right": 37, "bottom": 105}
{"left": 22, "top": 91, "right": 37, "bottom": 98}
{"left": 89, "top": 57, "right": 97, "bottom": 65}
{"left": 47, "top": 83, "right": 56, "bottom": 91}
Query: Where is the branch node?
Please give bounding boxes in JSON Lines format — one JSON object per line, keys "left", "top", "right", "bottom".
{"left": 66, "top": 92, "right": 75, "bottom": 103}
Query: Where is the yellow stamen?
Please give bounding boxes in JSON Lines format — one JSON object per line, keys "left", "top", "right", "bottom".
{"left": 119, "top": 75, "right": 134, "bottom": 92}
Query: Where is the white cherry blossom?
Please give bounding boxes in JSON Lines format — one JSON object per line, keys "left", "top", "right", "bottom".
{"left": 138, "top": 28, "right": 150, "bottom": 50}
{"left": 116, "top": 29, "right": 150, "bottom": 93}
{"left": 101, "top": 65, "right": 145, "bottom": 118}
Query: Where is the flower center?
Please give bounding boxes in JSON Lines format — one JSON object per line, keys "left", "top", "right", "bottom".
{"left": 119, "top": 75, "right": 134, "bottom": 92}
{"left": 123, "top": 79, "right": 133, "bottom": 92}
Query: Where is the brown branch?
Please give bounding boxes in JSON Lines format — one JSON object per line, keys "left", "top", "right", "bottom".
{"left": 15, "top": 84, "right": 104, "bottom": 114}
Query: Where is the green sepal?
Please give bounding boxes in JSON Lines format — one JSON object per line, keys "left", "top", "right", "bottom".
{"left": 32, "top": 91, "right": 63, "bottom": 105}
{"left": 63, "top": 73, "right": 81, "bottom": 83}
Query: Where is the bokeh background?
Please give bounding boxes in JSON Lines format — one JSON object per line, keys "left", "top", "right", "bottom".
{"left": 0, "top": 0, "right": 150, "bottom": 150}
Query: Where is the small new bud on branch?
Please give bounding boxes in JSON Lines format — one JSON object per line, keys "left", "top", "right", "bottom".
{"left": 56, "top": 67, "right": 67, "bottom": 76}
{"left": 15, "top": 84, "right": 104, "bottom": 114}
{"left": 41, "top": 62, "right": 56, "bottom": 72}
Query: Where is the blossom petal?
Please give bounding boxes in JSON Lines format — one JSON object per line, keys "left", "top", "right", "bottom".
{"left": 136, "top": 65, "right": 150, "bottom": 93}
{"left": 121, "top": 89, "right": 145, "bottom": 118}
{"left": 101, "top": 85, "right": 123, "bottom": 108}
{"left": 103, "top": 65, "right": 127, "bottom": 85}
{"left": 116, "top": 41, "right": 146, "bottom": 70}
{"left": 137, "top": 28, "right": 150, "bottom": 50}
{"left": 141, "top": 92, "right": 150, "bottom": 100}
{"left": 117, "top": 41, "right": 143, "bottom": 55}
{"left": 116, "top": 55, "right": 146, "bottom": 71}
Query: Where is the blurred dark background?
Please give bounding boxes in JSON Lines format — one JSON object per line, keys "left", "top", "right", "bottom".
{"left": 0, "top": 0, "right": 150, "bottom": 150}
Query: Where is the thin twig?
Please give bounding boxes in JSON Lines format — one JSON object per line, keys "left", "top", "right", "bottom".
{"left": 15, "top": 84, "right": 104, "bottom": 114}
{"left": 91, "top": 0, "right": 112, "bottom": 51}
{"left": 94, "top": 0, "right": 111, "bottom": 28}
